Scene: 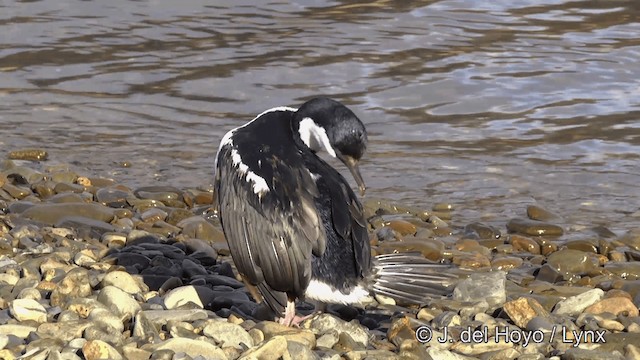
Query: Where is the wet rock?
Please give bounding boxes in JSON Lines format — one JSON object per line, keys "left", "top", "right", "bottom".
{"left": 453, "top": 271, "right": 506, "bottom": 308}
{"left": 565, "top": 240, "right": 598, "bottom": 254}
{"left": 509, "top": 235, "right": 541, "bottom": 254}
{"left": 605, "top": 262, "right": 640, "bottom": 280}
{"left": 140, "top": 208, "right": 168, "bottom": 223}
{"left": 552, "top": 288, "right": 605, "bottom": 316}
{"left": 134, "top": 186, "right": 181, "bottom": 202}
{"left": 55, "top": 216, "right": 116, "bottom": 239}
{"left": 526, "top": 205, "right": 560, "bottom": 222}
{"left": 453, "top": 253, "right": 491, "bottom": 269}
{"left": 8, "top": 149, "right": 48, "bottom": 161}
{"left": 535, "top": 264, "right": 564, "bottom": 283}
{"left": 2, "top": 183, "right": 32, "bottom": 199}
{"left": 53, "top": 182, "right": 85, "bottom": 193}
{"left": 383, "top": 220, "right": 417, "bottom": 236}
{"left": 546, "top": 249, "right": 600, "bottom": 278}
{"left": 375, "top": 226, "right": 398, "bottom": 241}
{"left": 616, "top": 229, "right": 640, "bottom": 251}
{"left": 463, "top": 222, "right": 501, "bottom": 240}
{"left": 178, "top": 216, "right": 224, "bottom": 242}
{"left": 165, "top": 208, "right": 194, "bottom": 226}
{"left": 95, "top": 187, "right": 131, "bottom": 207}
{"left": 377, "top": 239, "right": 444, "bottom": 261}
{"left": 21, "top": 203, "right": 115, "bottom": 226}
{"left": 506, "top": 218, "right": 563, "bottom": 237}
{"left": 503, "top": 297, "right": 550, "bottom": 328}
{"left": 491, "top": 256, "right": 523, "bottom": 271}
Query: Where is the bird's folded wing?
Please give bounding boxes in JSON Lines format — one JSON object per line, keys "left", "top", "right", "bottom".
{"left": 215, "top": 145, "right": 325, "bottom": 311}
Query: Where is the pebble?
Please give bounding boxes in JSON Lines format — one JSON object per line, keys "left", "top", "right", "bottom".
{"left": 101, "top": 271, "right": 144, "bottom": 294}
{"left": 202, "top": 320, "right": 254, "bottom": 349}
{"left": 552, "top": 288, "right": 604, "bottom": 316}
{"left": 82, "top": 339, "right": 123, "bottom": 360}
{"left": 238, "top": 335, "right": 288, "bottom": 360}
{"left": 163, "top": 285, "right": 204, "bottom": 309}
{"left": 510, "top": 235, "right": 541, "bottom": 254}
{"left": 96, "top": 286, "right": 141, "bottom": 319}
{"left": 546, "top": 249, "right": 600, "bottom": 278}
{"left": 257, "top": 321, "right": 317, "bottom": 348}
{"left": 1, "top": 162, "right": 638, "bottom": 359}
{"left": 502, "top": 297, "right": 550, "bottom": 328}
{"left": 304, "top": 314, "right": 369, "bottom": 347}
{"left": 506, "top": 218, "right": 564, "bottom": 236}
{"left": 584, "top": 297, "right": 639, "bottom": 317}
{"left": 50, "top": 268, "right": 93, "bottom": 307}
{"left": 8, "top": 149, "right": 48, "bottom": 161}
{"left": 21, "top": 203, "right": 115, "bottom": 226}
{"left": 149, "top": 338, "right": 227, "bottom": 359}
{"left": 9, "top": 298, "right": 47, "bottom": 323}
{"left": 526, "top": 205, "right": 560, "bottom": 221}
{"left": 605, "top": 262, "right": 640, "bottom": 280}
{"left": 453, "top": 271, "right": 507, "bottom": 308}
{"left": 383, "top": 220, "right": 416, "bottom": 236}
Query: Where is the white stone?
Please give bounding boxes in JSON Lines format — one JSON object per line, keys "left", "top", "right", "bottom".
{"left": 10, "top": 298, "right": 47, "bottom": 323}
{"left": 97, "top": 286, "right": 141, "bottom": 319}
{"left": 553, "top": 288, "right": 605, "bottom": 316}
{"left": 101, "top": 271, "right": 144, "bottom": 294}
{"left": 163, "top": 285, "right": 204, "bottom": 309}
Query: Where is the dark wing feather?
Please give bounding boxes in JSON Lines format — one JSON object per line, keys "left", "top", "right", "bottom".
{"left": 215, "top": 144, "right": 325, "bottom": 313}
{"left": 310, "top": 158, "right": 371, "bottom": 280}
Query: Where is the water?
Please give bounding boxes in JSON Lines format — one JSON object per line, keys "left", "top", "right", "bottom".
{"left": 2, "top": 0, "right": 639, "bottom": 234}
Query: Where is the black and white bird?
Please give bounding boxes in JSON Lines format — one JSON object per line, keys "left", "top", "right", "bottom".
{"left": 214, "top": 97, "right": 455, "bottom": 325}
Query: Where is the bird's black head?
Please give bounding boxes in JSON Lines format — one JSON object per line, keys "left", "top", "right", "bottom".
{"left": 292, "top": 97, "right": 368, "bottom": 195}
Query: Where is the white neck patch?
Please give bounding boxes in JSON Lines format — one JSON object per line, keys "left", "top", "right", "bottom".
{"left": 298, "top": 117, "right": 337, "bottom": 157}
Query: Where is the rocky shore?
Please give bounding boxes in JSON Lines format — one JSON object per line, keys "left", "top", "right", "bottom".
{"left": 1, "top": 152, "right": 639, "bottom": 360}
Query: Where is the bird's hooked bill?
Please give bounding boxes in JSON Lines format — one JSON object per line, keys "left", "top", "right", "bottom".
{"left": 338, "top": 153, "right": 366, "bottom": 196}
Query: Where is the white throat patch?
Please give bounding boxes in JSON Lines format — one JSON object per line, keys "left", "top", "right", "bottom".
{"left": 298, "top": 117, "right": 337, "bottom": 157}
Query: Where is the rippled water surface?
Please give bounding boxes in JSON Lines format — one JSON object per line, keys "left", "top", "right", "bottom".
{"left": 2, "top": 0, "right": 639, "bottom": 234}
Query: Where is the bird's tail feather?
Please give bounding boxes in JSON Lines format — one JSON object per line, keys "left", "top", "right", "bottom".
{"left": 371, "top": 253, "right": 456, "bottom": 305}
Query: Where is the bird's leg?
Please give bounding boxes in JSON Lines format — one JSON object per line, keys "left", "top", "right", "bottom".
{"left": 278, "top": 301, "right": 322, "bottom": 327}
{"left": 279, "top": 300, "right": 297, "bottom": 326}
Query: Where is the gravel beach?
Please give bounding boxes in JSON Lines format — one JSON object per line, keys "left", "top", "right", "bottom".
{"left": 1, "top": 154, "right": 639, "bottom": 360}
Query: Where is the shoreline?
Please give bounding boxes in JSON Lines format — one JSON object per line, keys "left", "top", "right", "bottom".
{"left": 0, "top": 157, "right": 639, "bottom": 359}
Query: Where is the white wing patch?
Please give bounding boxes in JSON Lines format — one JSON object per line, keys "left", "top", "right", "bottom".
{"left": 231, "top": 149, "right": 270, "bottom": 195}
{"left": 298, "top": 117, "right": 337, "bottom": 157}
{"left": 215, "top": 106, "right": 298, "bottom": 197}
